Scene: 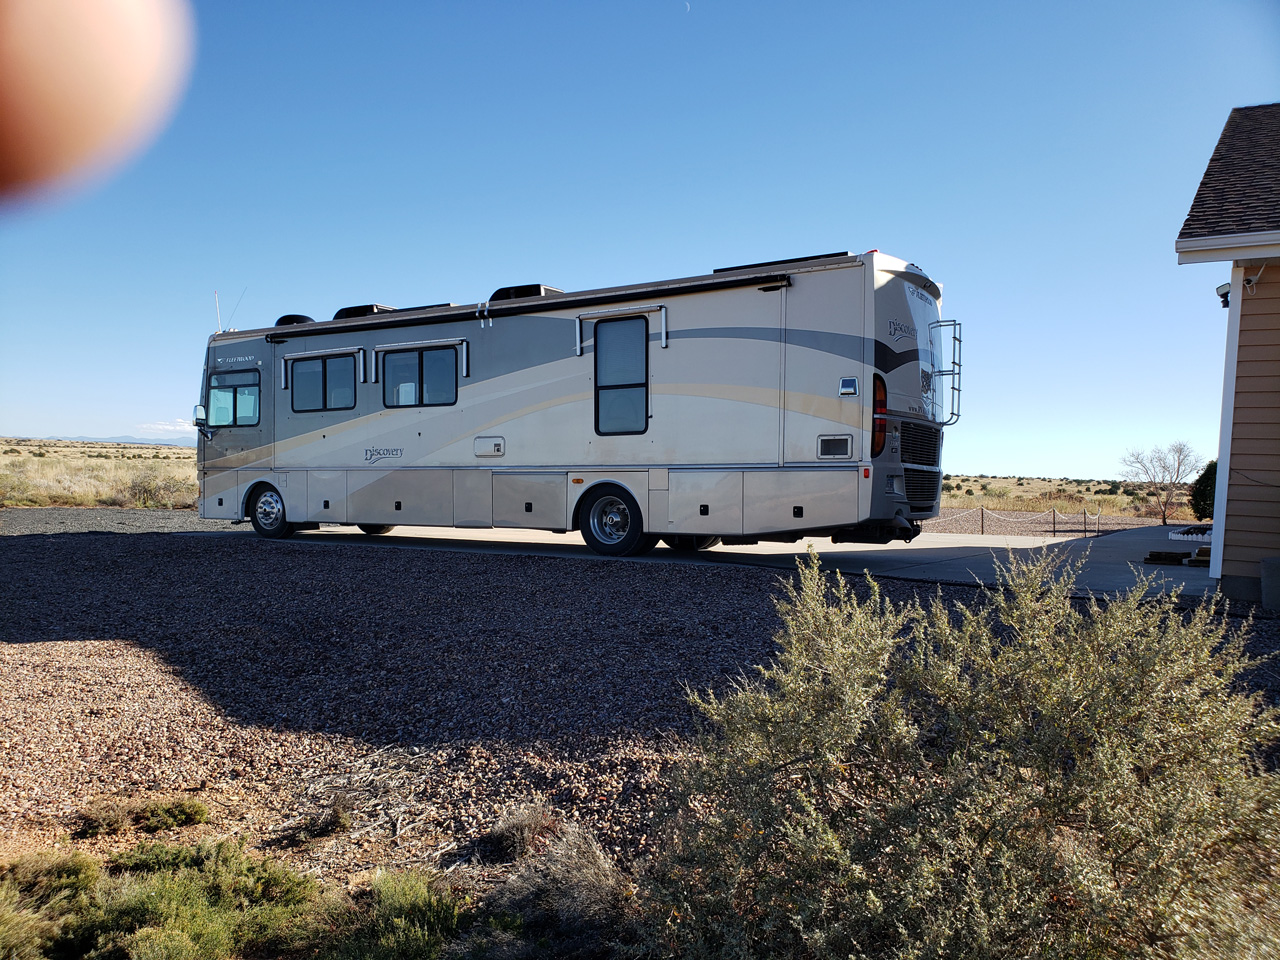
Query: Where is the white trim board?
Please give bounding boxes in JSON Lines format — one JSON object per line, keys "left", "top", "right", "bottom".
{"left": 1209, "top": 264, "right": 1244, "bottom": 582}
{"left": 1177, "top": 229, "right": 1280, "bottom": 264}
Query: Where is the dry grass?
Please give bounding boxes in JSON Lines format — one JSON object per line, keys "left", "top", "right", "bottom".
{"left": 486, "top": 802, "right": 558, "bottom": 861}
{"left": 941, "top": 472, "right": 1197, "bottom": 521}
{"left": 0, "top": 438, "right": 196, "bottom": 508}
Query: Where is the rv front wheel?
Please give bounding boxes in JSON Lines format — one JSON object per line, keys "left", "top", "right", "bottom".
{"left": 580, "top": 486, "right": 655, "bottom": 557}
{"left": 250, "top": 487, "right": 294, "bottom": 540}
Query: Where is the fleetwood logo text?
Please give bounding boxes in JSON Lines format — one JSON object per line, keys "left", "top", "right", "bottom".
{"left": 365, "top": 447, "right": 404, "bottom": 465}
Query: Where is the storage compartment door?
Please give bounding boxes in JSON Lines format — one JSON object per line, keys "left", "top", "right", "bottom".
{"left": 743, "top": 469, "right": 861, "bottom": 533}
{"left": 348, "top": 469, "right": 453, "bottom": 526}
{"left": 667, "top": 470, "right": 743, "bottom": 535}
{"left": 307, "top": 470, "right": 348, "bottom": 523}
{"left": 493, "top": 473, "right": 568, "bottom": 529}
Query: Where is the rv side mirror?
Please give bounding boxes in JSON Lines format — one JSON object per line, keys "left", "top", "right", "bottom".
{"left": 193, "top": 404, "right": 207, "bottom": 424}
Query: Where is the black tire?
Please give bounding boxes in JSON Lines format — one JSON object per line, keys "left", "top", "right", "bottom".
{"left": 661, "top": 535, "right": 722, "bottom": 552}
{"left": 249, "top": 486, "right": 295, "bottom": 539}
{"left": 357, "top": 524, "right": 395, "bottom": 535}
{"left": 579, "top": 485, "right": 652, "bottom": 557}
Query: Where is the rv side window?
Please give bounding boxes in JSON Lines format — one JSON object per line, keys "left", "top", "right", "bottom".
{"left": 292, "top": 355, "right": 356, "bottom": 413}
{"left": 382, "top": 347, "right": 457, "bottom": 408}
{"left": 595, "top": 316, "right": 647, "bottom": 435}
{"left": 207, "top": 371, "right": 260, "bottom": 427}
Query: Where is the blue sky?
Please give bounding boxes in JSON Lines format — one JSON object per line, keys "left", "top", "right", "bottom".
{"left": 1, "top": 0, "right": 1277, "bottom": 479}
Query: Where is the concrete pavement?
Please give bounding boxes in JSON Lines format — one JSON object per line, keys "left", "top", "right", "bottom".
{"left": 734, "top": 526, "right": 1213, "bottom": 598}
{"left": 274, "top": 522, "right": 1212, "bottom": 599}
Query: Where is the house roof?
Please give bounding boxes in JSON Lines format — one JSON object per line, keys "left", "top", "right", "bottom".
{"left": 1179, "top": 102, "right": 1280, "bottom": 241}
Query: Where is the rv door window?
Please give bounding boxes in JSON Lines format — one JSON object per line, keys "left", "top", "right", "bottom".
{"left": 207, "top": 371, "right": 260, "bottom": 427}
{"left": 595, "top": 317, "right": 648, "bottom": 435}
{"left": 291, "top": 355, "right": 356, "bottom": 412}
{"left": 382, "top": 347, "right": 457, "bottom": 408}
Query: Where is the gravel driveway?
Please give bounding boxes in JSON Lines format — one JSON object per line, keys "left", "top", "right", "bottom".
{"left": 0, "top": 508, "right": 800, "bottom": 881}
{"left": 1, "top": 507, "right": 1274, "bottom": 885}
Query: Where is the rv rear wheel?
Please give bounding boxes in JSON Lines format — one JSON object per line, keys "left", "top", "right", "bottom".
{"left": 249, "top": 487, "right": 294, "bottom": 540}
{"left": 357, "top": 524, "right": 394, "bottom": 535}
{"left": 580, "top": 486, "right": 655, "bottom": 557}
{"left": 661, "top": 536, "right": 722, "bottom": 552}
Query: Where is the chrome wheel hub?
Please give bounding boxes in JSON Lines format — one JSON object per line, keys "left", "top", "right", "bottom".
{"left": 589, "top": 496, "right": 630, "bottom": 544}
{"left": 256, "top": 491, "right": 284, "bottom": 529}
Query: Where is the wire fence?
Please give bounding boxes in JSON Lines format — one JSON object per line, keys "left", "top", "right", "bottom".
{"left": 920, "top": 506, "right": 1164, "bottom": 539}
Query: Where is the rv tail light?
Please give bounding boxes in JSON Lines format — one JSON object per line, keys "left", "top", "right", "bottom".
{"left": 863, "top": 468, "right": 870, "bottom": 479}
{"left": 871, "top": 374, "right": 887, "bottom": 458}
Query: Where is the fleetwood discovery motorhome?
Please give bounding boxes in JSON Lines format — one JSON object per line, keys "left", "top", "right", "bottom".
{"left": 193, "top": 250, "right": 961, "bottom": 556}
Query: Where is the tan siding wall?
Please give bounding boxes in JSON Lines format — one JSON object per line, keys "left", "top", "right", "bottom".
{"left": 1223, "top": 272, "right": 1280, "bottom": 582}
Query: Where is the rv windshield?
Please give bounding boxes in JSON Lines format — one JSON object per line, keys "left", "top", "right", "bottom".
{"left": 904, "top": 283, "right": 943, "bottom": 421}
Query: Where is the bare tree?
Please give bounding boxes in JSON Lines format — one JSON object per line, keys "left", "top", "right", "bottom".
{"left": 1120, "top": 441, "right": 1205, "bottom": 525}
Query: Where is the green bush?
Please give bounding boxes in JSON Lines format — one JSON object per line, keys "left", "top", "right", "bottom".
{"left": 0, "top": 852, "right": 99, "bottom": 960}
{"left": 137, "top": 798, "right": 209, "bottom": 833}
{"left": 1, "top": 841, "right": 326, "bottom": 960}
{"left": 320, "top": 869, "right": 463, "bottom": 960}
{"left": 1191, "top": 459, "right": 1217, "bottom": 521}
{"left": 0, "top": 881, "right": 63, "bottom": 960}
{"left": 77, "top": 796, "right": 209, "bottom": 838}
{"left": 642, "top": 550, "right": 1280, "bottom": 959}
{"left": 2, "top": 839, "right": 472, "bottom": 960}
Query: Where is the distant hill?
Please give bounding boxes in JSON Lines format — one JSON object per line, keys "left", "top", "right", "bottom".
{"left": 35, "top": 435, "right": 197, "bottom": 447}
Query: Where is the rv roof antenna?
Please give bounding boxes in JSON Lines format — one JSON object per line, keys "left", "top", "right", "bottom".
{"left": 214, "top": 290, "right": 223, "bottom": 333}
{"left": 226, "top": 286, "right": 248, "bottom": 327}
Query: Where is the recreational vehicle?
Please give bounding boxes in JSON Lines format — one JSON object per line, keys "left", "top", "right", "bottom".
{"left": 193, "top": 251, "right": 961, "bottom": 556}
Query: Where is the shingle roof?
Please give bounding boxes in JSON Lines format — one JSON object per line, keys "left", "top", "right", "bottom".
{"left": 1179, "top": 102, "right": 1280, "bottom": 240}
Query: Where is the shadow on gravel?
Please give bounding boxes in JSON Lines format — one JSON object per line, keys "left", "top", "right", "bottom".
{"left": 0, "top": 532, "right": 785, "bottom": 748}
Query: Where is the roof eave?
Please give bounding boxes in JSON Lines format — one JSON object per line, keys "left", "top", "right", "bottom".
{"left": 1176, "top": 228, "right": 1280, "bottom": 264}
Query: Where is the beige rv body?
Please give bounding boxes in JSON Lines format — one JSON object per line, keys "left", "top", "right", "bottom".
{"left": 195, "top": 252, "right": 960, "bottom": 551}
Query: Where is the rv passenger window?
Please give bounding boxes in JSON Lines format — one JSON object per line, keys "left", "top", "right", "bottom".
{"left": 382, "top": 347, "right": 457, "bottom": 408}
{"left": 291, "top": 355, "right": 356, "bottom": 413}
{"left": 207, "top": 371, "right": 260, "bottom": 427}
{"left": 595, "top": 317, "right": 647, "bottom": 435}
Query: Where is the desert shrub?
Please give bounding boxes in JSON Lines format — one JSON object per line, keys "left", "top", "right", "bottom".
{"left": 138, "top": 797, "right": 209, "bottom": 833}
{"left": 76, "top": 800, "right": 132, "bottom": 838}
{"left": 278, "top": 792, "right": 355, "bottom": 847}
{"left": 486, "top": 801, "right": 557, "bottom": 861}
{"left": 77, "top": 796, "right": 208, "bottom": 837}
{"left": 1191, "top": 459, "right": 1217, "bottom": 521}
{"left": 941, "top": 482, "right": 953, "bottom": 493}
{"left": 307, "top": 792, "right": 354, "bottom": 838}
{"left": 3, "top": 447, "right": 20, "bottom": 455}
{"left": 128, "top": 471, "right": 163, "bottom": 508}
{"left": 964, "top": 487, "right": 974, "bottom": 495}
{"left": 0, "top": 852, "right": 100, "bottom": 959}
{"left": 641, "top": 550, "right": 1280, "bottom": 959}
{"left": 0, "top": 881, "right": 63, "bottom": 960}
{"left": 323, "top": 869, "right": 463, "bottom": 960}
{"left": 456, "top": 823, "right": 631, "bottom": 958}
{"left": 4, "top": 840, "right": 469, "bottom": 960}
{"left": 66, "top": 840, "right": 321, "bottom": 958}
{"left": 0, "top": 850, "right": 100, "bottom": 901}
